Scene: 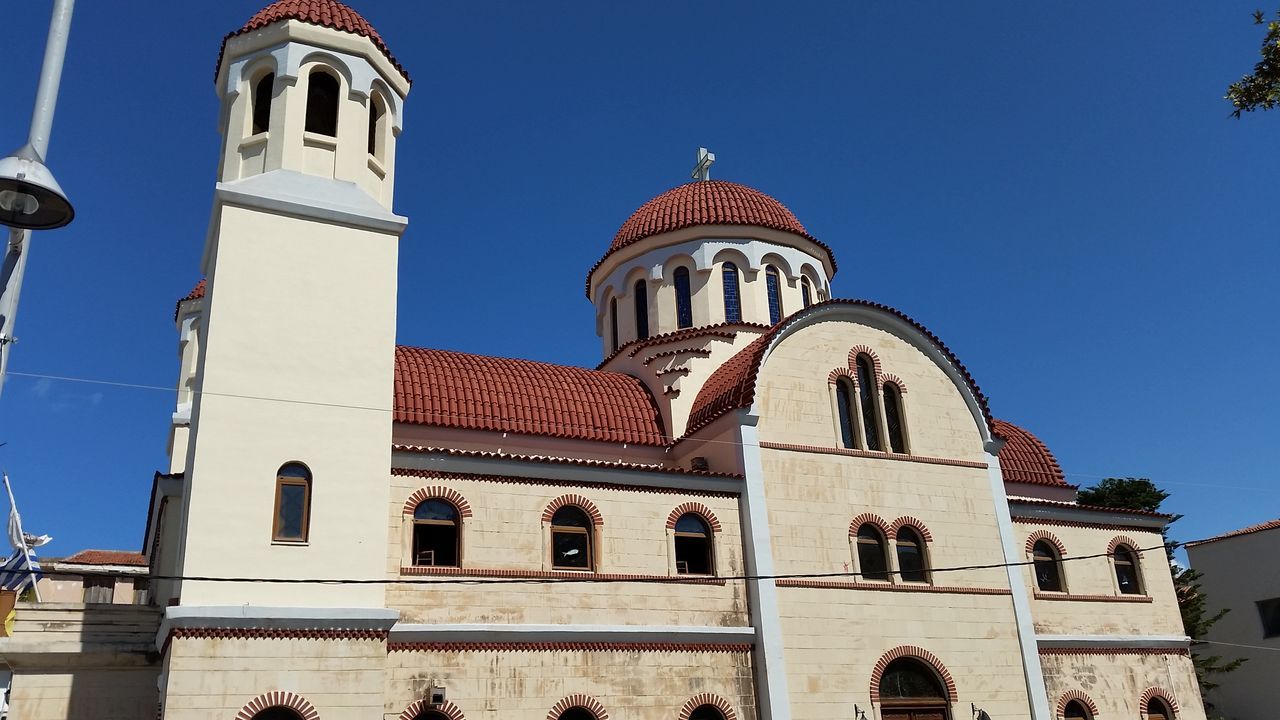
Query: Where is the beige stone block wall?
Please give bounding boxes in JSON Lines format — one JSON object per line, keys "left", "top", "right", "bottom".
{"left": 387, "top": 473, "right": 748, "bottom": 626}
{"left": 1039, "top": 651, "right": 1204, "bottom": 720}
{"left": 384, "top": 648, "right": 756, "bottom": 720}
{"left": 162, "top": 635, "right": 387, "bottom": 719}
{"left": 8, "top": 669, "right": 159, "bottom": 720}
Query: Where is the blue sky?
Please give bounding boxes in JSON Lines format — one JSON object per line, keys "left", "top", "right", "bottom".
{"left": 0, "top": 2, "right": 1274, "bottom": 561}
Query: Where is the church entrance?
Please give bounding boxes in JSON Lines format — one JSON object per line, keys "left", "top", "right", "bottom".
{"left": 877, "top": 657, "right": 951, "bottom": 720}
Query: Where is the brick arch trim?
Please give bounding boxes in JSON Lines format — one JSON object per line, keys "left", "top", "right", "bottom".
{"left": 849, "top": 513, "right": 890, "bottom": 537}
{"left": 543, "top": 495, "right": 604, "bottom": 526}
{"left": 868, "top": 646, "right": 959, "bottom": 704}
{"left": 879, "top": 373, "right": 908, "bottom": 394}
{"left": 1140, "top": 687, "right": 1180, "bottom": 715}
{"left": 676, "top": 694, "right": 739, "bottom": 720}
{"left": 1026, "top": 529, "right": 1067, "bottom": 556}
{"left": 398, "top": 699, "right": 467, "bottom": 720}
{"left": 667, "top": 502, "right": 722, "bottom": 532}
{"left": 847, "top": 345, "right": 883, "bottom": 383}
{"left": 1056, "top": 690, "right": 1099, "bottom": 719}
{"left": 888, "top": 516, "right": 933, "bottom": 542}
{"left": 828, "top": 367, "right": 855, "bottom": 384}
{"left": 403, "top": 486, "right": 474, "bottom": 518}
{"left": 1108, "top": 535, "right": 1142, "bottom": 555}
{"left": 235, "top": 691, "right": 321, "bottom": 720}
{"left": 546, "top": 694, "right": 609, "bottom": 720}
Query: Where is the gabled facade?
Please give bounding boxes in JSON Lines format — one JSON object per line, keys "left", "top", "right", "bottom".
{"left": 0, "top": 3, "right": 1203, "bottom": 720}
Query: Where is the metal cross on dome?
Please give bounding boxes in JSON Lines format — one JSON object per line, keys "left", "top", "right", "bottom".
{"left": 691, "top": 147, "right": 715, "bottom": 181}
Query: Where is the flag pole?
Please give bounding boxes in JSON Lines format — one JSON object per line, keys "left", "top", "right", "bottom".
{"left": 2, "top": 473, "right": 40, "bottom": 602}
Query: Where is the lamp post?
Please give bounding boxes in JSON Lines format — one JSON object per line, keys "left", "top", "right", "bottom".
{"left": 0, "top": 0, "right": 77, "bottom": 399}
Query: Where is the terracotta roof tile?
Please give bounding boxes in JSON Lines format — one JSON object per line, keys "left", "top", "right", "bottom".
{"left": 174, "top": 278, "right": 206, "bottom": 321}
{"left": 992, "top": 419, "right": 1072, "bottom": 488}
{"left": 61, "top": 550, "right": 148, "bottom": 567}
{"left": 217, "top": 0, "right": 410, "bottom": 83}
{"left": 393, "top": 444, "right": 741, "bottom": 479}
{"left": 1185, "top": 517, "right": 1280, "bottom": 548}
{"left": 596, "top": 322, "right": 771, "bottom": 369}
{"left": 1010, "top": 497, "right": 1172, "bottom": 520}
{"left": 395, "top": 346, "right": 666, "bottom": 446}
{"left": 586, "top": 180, "right": 837, "bottom": 297}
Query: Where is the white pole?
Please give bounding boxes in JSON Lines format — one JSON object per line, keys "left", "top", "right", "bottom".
{"left": 2, "top": 473, "right": 40, "bottom": 602}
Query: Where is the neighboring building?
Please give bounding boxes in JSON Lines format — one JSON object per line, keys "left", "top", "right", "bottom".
{"left": 0, "top": 2, "right": 1203, "bottom": 719}
{"left": 35, "top": 550, "right": 149, "bottom": 605}
{"left": 1185, "top": 519, "right": 1280, "bottom": 720}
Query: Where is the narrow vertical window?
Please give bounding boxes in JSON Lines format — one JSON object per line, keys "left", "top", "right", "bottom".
{"left": 801, "top": 276, "right": 813, "bottom": 308}
{"left": 273, "top": 462, "right": 312, "bottom": 542}
{"left": 673, "top": 513, "right": 714, "bottom": 575}
{"left": 765, "top": 266, "right": 783, "bottom": 324}
{"left": 551, "top": 506, "right": 593, "bottom": 570}
{"left": 674, "top": 266, "right": 693, "bottom": 329}
{"left": 609, "top": 298, "right": 619, "bottom": 353}
{"left": 856, "top": 524, "right": 889, "bottom": 580}
{"left": 1113, "top": 545, "right": 1143, "bottom": 594}
{"left": 252, "top": 73, "right": 274, "bottom": 135}
{"left": 412, "top": 500, "right": 460, "bottom": 567}
{"left": 856, "top": 355, "right": 882, "bottom": 451}
{"left": 634, "top": 280, "right": 650, "bottom": 340}
{"left": 835, "top": 379, "right": 856, "bottom": 449}
{"left": 883, "top": 382, "right": 907, "bottom": 453}
{"left": 304, "top": 69, "right": 339, "bottom": 137}
{"left": 722, "top": 263, "right": 742, "bottom": 323}
{"left": 367, "top": 93, "right": 386, "bottom": 158}
{"left": 895, "top": 527, "right": 928, "bottom": 582}
{"left": 1033, "top": 540, "right": 1064, "bottom": 592}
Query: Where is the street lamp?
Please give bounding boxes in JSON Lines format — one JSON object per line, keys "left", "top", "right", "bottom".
{"left": 0, "top": 144, "right": 74, "bottom": 231}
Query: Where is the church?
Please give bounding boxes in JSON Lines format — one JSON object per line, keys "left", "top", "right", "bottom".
{"left": 1, "top": 2, "right": 1202, "bottom": 719}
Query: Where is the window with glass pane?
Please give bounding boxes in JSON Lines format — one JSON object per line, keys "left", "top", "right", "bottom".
{"left": 413, "top": 499, "right": 460, "bottom": 567}
{"left": 252, "top": 73, "right": 274, "bottom": 135}
{"left": 551, "top": 506, "right": 593, "bottom": 570}
{"left": 765, "top": 266, "right": 783, "bottom": 324}
{"left": 674, "top": 513, "right": 714, "bottom": 575}
{"left": 273, "top": 463, "right": 311, "bottom": 542}
{"left": 304, "top": 70, "right": 339, "bottom": 136}
{"left": 896, "top": 527, "right": 928, "bottom": 582}
{"left": 1258, "top": 597, "right": 1280, "bottom": 638}
{"left": 1032, "top": 540, "right": 1064, "bottom": 592}
{"left": 857, "top": 524, "right": 889, "bottom": 580}
{"left": 856, "top": 356, "right": 882, "bottom": 451}
{"left": 609, "top": 297, "right": 619, "bottom": 353}
{"left": 883, "top": 383, "right": 907, "bottom": 453}
{"left": 722, "top": 263, "right": 742, "bottom": 323}
{"left": 634, "top": 280, "right": 650, "bottom": 339}
{"left": 879, "top": 658, "right": 946, "bottom": 701}
{"left": 801, "top": 277, "right": 813, "bottom": 308}
{"left": 1113, "top": 546, "right": 1142, "bottom": 594}
{"left": 674, "top": 267, "right": 693, "bottom": 328}
{"left": 688, "top": 705, "right": 725, "bottom": 720}
{"left": 836, "top": 380, "right": 856, "bottom": 449}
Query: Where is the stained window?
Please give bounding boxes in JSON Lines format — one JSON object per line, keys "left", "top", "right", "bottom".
{"left": 1062, "top": 700, "right": 1091, "bottom": 720}
{"left": 273, "top": 463, "right": 311, "bottom": 542}
{"left": 252, "top": 73, "right": 274, "bottom": 135}
{"left": 1113, "top": 545, "right": 1142, "bottom": 595}
{"left": 883, "top": 382, "right": 907, "bottom": 453}
{"left": 551, "top": 506, "right": 593, "bottom": 570}
{"left": 801, "top": 276, "right": 813, "bottom": 308}
{"left": 1258, "top": 597, "right": 1280, "bottom": 638}
{"left": 674, "top": 267, "right": 693, "bottom": 329}
{"left": 688, "top": 706, "right": 726, "bottom": 720}
{"left": 1032, "top": 540, "right": 1064, "bottom": 592}
{"left": 722, "top": 263, "right": 742, "bottom": 323}
{"left": 304, "top": 69, "right": 339, "bottom": 136}
{"left": 835, "top": 379, "right": 857, "bottom": 449}
{"left": 412, "top": 499, "right": 460, "bottom": 567}
{"left": 856, "top": 524, "right": 889, "bottom": 581}
{"left": 896, "top": 527, "right": 928, "bottom": 583}
{"left": 609, "top": 297, "right": 619, "bottom": 353}
{"left": 765, "top": 266, "right": 783, "bottom": 324}
{"left": 368, "top": 93, "right": 386, "bottom": 157}
{"left": 634, "top": 280, "right": 650, "bottom": 340}
{"left": 856, "top": 355, "right": 882, "bottom": 451}
{"left": 674, "top": 513, "right": 714, "bottom": 575}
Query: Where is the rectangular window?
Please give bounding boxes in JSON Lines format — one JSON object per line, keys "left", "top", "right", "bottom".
{"left": 273, "top": 478, "right": 311, "bottom": 542}
{"left": 1259, "top": 597, "right": 1280, "bottom": 638}
{"left": 82, "top": 576, "right": 115, "bottom": 604}
{"left": 132, "top": 577, "right": 150, "bottom": 605}
{"left": 552, "top": 529, "right": 591, "bottom": 570}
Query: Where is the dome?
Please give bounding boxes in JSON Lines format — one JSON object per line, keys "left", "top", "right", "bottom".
{"left": 218, "top": 0, "right": 410, "bottom": 83}
{"left": 992, "top": 419, "right": 1070, "bottom": 487}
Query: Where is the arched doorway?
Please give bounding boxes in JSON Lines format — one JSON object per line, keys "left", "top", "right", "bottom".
{"left": 1146, "top": 697, "right": 1173, "bottom": 720}
{"left": 878, "top": 657, "right": 950, "bottom": 720}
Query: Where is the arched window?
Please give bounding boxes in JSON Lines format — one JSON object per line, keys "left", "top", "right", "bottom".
{"left": 722, "top": 263, "right": 742, "bottom": 323}
{"left": 688, "top": 705, "right": 726, "bottom": 720}
{"left": 609, "top": 297, "right": 619, "bottom": 353}
{"left": 413, "top": 713, "right": 449, "bottom": 720}
{"left": 368, "top": 92, "right": 387, "bottom": 158}
{"left": 896, "top": 527, "right": 928, "bottom": 583}
{"left": 801, "top": 276, "right": 813, "bottom": 309}
{"left": 883, "top": 382, "right": 907, "bottom": 453}
{"left": 1033, "top": 540, "right": 1065, "bottom": 592}
{"left": 551, "top": 506, "right": 594, "bottom": 570}
{"left": 252, "top": 73, "right": 274, "bottom": 135}
{"left": 856, "top": 355, "right": 883, "bottom": 451}
{"left": 835, "top": 379, "right": 857, "bottom": 449}
{"left": 878, "top": 658, "right": 950, "bottom": 714}
{"left": 674, "top": 513, "right": 714, "bottom": 575}
{"left": 1145, "top": 698, "right": 1173, "bottom": 720}
{"left": 765, "top": 265, "right": 783, "bottom": 324}
{"left": 1062, "top": 700, "right": 1092, "bottom": 720}
{"left": 412, "top": 499, "right": 460, "bottom": 567}
{"left": 556, "top": 709, "right": 597, "bottom": 720}
{"left": 856, "top": 524, "right": 889, "bottom": 581}
{"left": 273, "top": 463, "right": 311, "bottom": 542}
{"left": 1113, "top": 545, "right": 1143, "bottom": 595}
{"left": 251, "top": 709, "right": 303, "bottom": 720}
{"left": 634, "top": 280, "right": 650, "bottom": 340}
{"left": 674, "top": 266, "right": 693, "bottom": 329}
{"left": 304, "top": 69, "right": 339, "bottom": 136}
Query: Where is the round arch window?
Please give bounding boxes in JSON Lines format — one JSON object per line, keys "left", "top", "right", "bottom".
{"left": 551, "top": 506, "right": 594, "bottom": 570}
{"left": 251, "top": 709, "right": 304, "bottom": 720}
{"left": 674, "top": 513, "right": 714, "bottom": 575}
{"left": 688, "top": 704, "right": 726, "bottom": 720}
{"left": 1062, "top": 699, "right": 1091, "bottom": 720}
{"left": 557, "top": 708, "right": 597, "bottom": 720}
{"left": 879, "top": 657, "right": 950, "bottom": 719}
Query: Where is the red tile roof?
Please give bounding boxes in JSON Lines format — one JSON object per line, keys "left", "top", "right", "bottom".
{"left": 586, "top": 180, "right": 837, "bottom": 297}
{"left": 218, "top": 0, "right": 410, "bottom": 83}
{"left": 596, "top": 321, "right": 771, "bottom": 369}
{"left": 61, "top": 550, "right": 147, "bottom": 567}
{"left": 393, "top": 444, "right": 741, "bottom": 479}
{"left": 174, "top": 278, "right": 207, "bottom": 320}
{"left": 993, "top": 419, "right": 1072, "bottom": 488}
{"left": 685, "top": 299, "right": 994, "bottom": 437}
{"left": 395, "top": 346, "right": 666, "bottom": 446}
{"left": 1185, "top": 517, "right": 1280, "bottom": 548}
{"left": 1010, "top": 497, "right": 1172, "bottom": 520}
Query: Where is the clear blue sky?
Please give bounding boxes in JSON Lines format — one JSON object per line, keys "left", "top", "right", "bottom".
{"left": 0, "top": 2, "right": 1275, "bottom": 561}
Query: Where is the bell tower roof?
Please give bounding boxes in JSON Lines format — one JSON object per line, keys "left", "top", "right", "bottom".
{"left": 217, "top": 0, "right": 410, "bottom": 83}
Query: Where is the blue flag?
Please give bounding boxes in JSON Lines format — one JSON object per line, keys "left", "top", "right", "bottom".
{"left": 0, "top": 548, "right": 40, "bottom": 592}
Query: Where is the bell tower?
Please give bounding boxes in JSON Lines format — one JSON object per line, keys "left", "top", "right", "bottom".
{"left": 173, "top": 1, "right": 410, "bottom": 608}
